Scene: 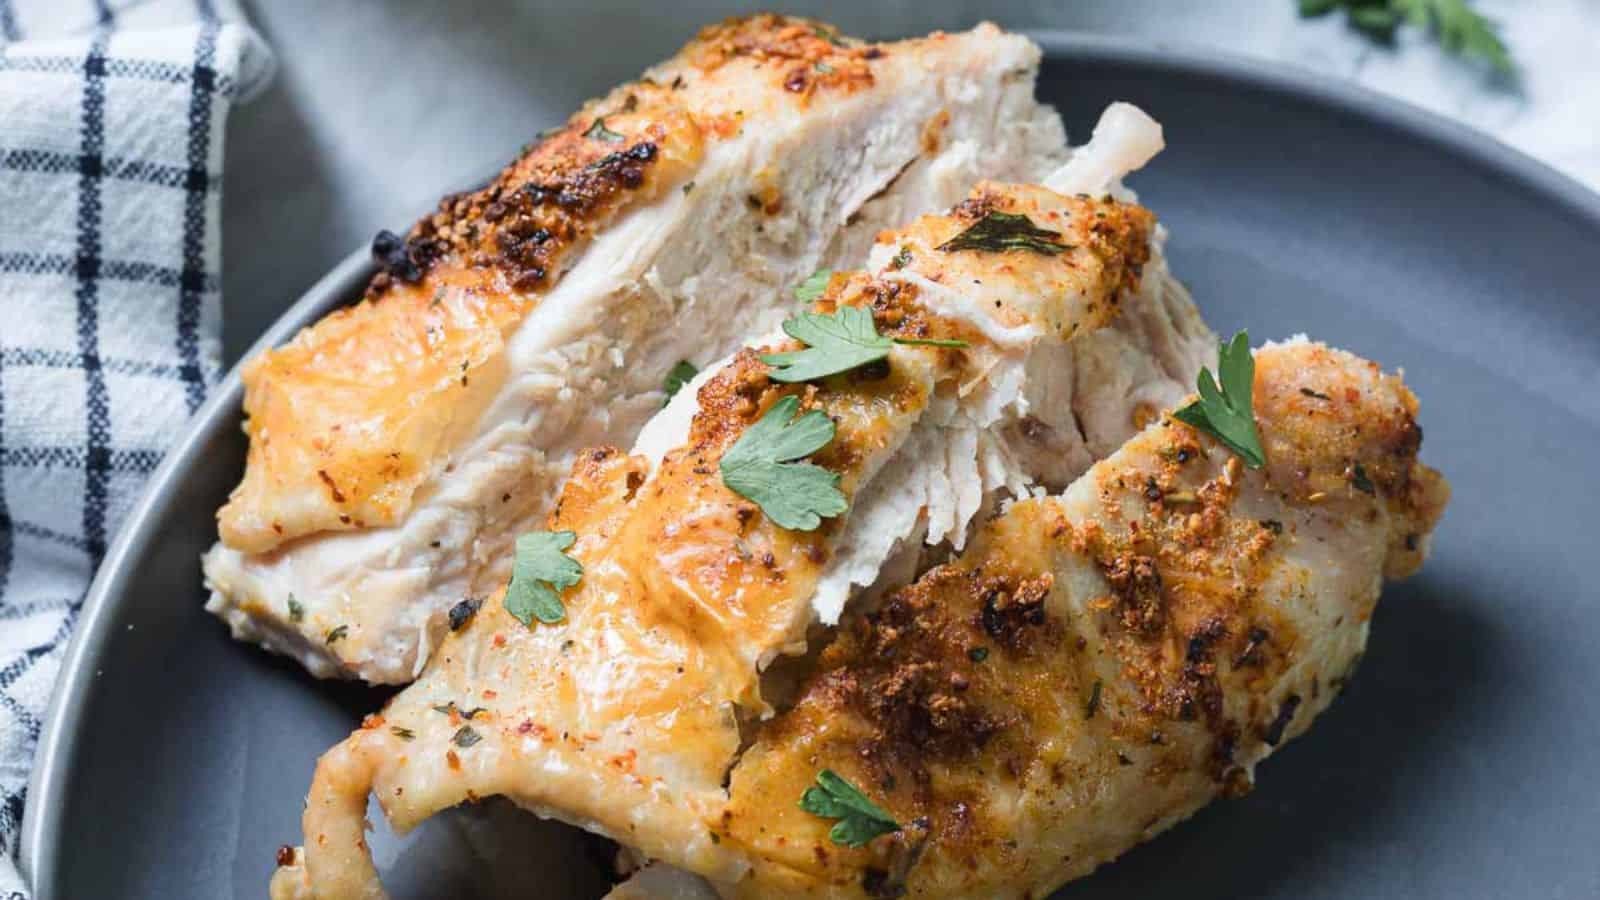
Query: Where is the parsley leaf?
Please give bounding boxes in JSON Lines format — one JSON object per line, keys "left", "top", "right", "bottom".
{"left": 1172, "top": 331, "right": 1266, "bottom": 469}
{"left": 935, "top": 211, "right": 1067, "bottom": 255}
{"left": 893, "top": 337, "right": 969, "bottom": 348}
{"left": 1350, "top": 463, "right": 1377, "bottom": 495}
{"left": 761, "top": 306, "right": 892, "bottom": 382}
{"left": 760, "top": 307, "right": 969, "bottom": 383}
{"left": 1300, "top": 0, "right": 1511, "bottom": 74}
{"left": 719, "top": 395, "right": 847, "bottom": 531}
{"left": 582, "top": 117, "right": 625, "bottom": 143}
{"left": 799, "top": 769, "right": 900, "bottom": 847}
{"left": 794, "top": 268, "right": 832, "bottom": 304}
{"left": 662, "top": 360, "right": 698, "bottom": 404}
{"left": 504, "top": 531, "right": 583, "bottom": 626}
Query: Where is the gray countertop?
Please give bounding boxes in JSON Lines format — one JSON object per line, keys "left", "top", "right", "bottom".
{"left": 221, "top": 0, "right": 1599, "bottom": 361}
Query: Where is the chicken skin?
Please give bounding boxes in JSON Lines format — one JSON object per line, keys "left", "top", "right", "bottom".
{"left": 204, "top": 16, "right": 1073, "bottom": 683}
{"left": 716, "top": 337, "right": 1447, "bottom": 898}
{"left": 268, "top": 130, "right": 1230, "bottom": 898}
{"left": 271, "top": 328, "right": 1445, "bottom": 899}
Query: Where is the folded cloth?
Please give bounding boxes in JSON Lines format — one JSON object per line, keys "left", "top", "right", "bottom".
{"left": 0, "top": 1, "right": 272, "bottom": 895}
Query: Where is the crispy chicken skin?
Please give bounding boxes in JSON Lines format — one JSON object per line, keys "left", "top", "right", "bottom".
{"left": 718, "top": 339, "right": 1448, "bottom": 899}
{"left": 271, "top": 334, "right": 1446, "bottom": 900}
{"left": 218, "top": 106, "right": 700, "bottom": 553}
{"left": 205, "top": 16, "right": 1075, "bottom": 683}
{"left": 269, "top": 171, "right": 1178, "bottom": 899}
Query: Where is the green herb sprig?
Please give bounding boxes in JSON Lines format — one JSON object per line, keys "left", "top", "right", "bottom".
{"left": 794, "top": 268, "right": 833, "bottom": 304}
{"left": 1173, "top": 331, "right": 1266, "bottom": 469}
{"left": 504, "top": 531, "right": 583, "bottom": 626}
{"left": 935, "top": 211, "right": 1067, "bottom": 256}
{"left": 760, "top": 306, "right": 968, "bottom": 383}
{"left": 1299, "top": 0, "right": 1512, "bottom": 74}
{"left": 799, "top": 769, "right": 901, "bottom": 847}
{"left": 662, "top": 360, "right": 698, "bottom": 404}
{"left": 761, "top": 306, "right": 889, "bottom": 383}
{"left": 582, "top": 117, "right": 625, "bottom": 143}
{"left": 719, "top": 395, "right": 847, "bottom": 531}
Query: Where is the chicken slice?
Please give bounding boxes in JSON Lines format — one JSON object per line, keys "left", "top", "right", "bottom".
{"left": 639, "top": 104, "right": 1213, "bottom": 626}
{"left": 204, "top": 16, "right": 1071, "bottom": 683}
{"left": 714, "top": 338, "right": 1449, "bottom": 899}
{"left": 269, "top": 158, "right": 1190, "bottom": 899}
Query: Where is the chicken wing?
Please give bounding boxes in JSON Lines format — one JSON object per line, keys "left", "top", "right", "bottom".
{"left": 204, "top": 16, "right": 1072, "bottom": 683}
{"left": 269, "top": 133, "right": 1218, "bottom": 898}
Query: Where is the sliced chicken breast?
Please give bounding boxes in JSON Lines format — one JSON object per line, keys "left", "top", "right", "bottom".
{"left": 203, "top": 16, "right": 1071, "bottom": 683}
{"left": 715, "top": 338, "right": 1448, "bottom": 899}
{"left": 272, "top": 335, "right": 1447, "bottom": 900}
{"left": 268, "top": 148, "right": 1203, "bottom": 899}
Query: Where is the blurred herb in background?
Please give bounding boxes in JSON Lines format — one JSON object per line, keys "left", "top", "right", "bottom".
{"left": 1298, "top": 0, "right": 1512, "bottom": 74}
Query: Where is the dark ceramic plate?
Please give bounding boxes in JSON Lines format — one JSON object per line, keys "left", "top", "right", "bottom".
{"left": 22, "top": 33, "right": 1600, "bottom": 900}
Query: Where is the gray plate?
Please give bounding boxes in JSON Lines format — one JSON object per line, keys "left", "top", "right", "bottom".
{"left": 22, "top": 33, "right": 1600, "bottom": 900}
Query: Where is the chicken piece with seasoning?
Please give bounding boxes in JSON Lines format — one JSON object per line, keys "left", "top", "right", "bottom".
{"left": 204, "top": 15, "right": 1077, "bottom": 684}
{"left": 267, "top": 107, "right": 1231, "bottom": 899}
{"left": 711, "top": 336, "right": 1447, "bottom": 899}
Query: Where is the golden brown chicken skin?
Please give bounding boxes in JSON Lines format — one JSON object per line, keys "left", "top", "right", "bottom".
{"left": 718, "top": 339, "right": 1447, "bottom": 899}
{"left": 220, "top": 81, "right": 703, "bottom": 554}
{"left": 269, "top": 183, "right": 1166, "bottom": 900}
{"left": 219, "top": 15, "right": 1042, "bottom": 554}
{"left": 206, "top": 16, "right": 1077, "bottom": 685}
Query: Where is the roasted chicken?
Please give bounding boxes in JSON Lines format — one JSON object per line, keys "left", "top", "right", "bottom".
{"left": 262, "top": 118, "right": 1291, "bottom": 898}
{"left": 711, "top": 337, "right": 1447, "bottom": 898}
{"left": 274, "top": 330, "right": 1446, "bottom": 899}
{"left": 204, "top": 16, "right": 1073, "bottom": 683}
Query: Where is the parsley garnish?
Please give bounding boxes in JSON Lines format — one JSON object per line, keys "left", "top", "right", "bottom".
{"left": 504, "top": 531, "right": 583, "bottom": 626}
{"left": 390, "top": 726, "right": 415, "bottom": 741}
{"left": 432, "top": 702, "right": 485, "bottom": 719}
{"left": 719, "top": 395, "right": 846, "bottom": 531}
{"left": 1350, "top": 463, "right": 1377, "bottom": 495}
{"left": 1172, "top": 331, "right": 1266, "bottom": 469}
{"left": 325, "top": 625, "right": 348, "bottom": 644}
{"left": 760, "top": 306, "right": 968, "bottom": 383}
{"left": 893, "top": 337, "right": 969, "bottom": 348}
{"left": 761, "top": 306, "right": 891, "bottom": 383}
{"left": 287, "top": 594, "right": 303, "bottom": 624}
{"left": 812, "top": 24, "right": 847, "bottom": 46}
{"left": 1298, "top": 0, "right": 1511, "bottom": 74}
{"left": 794, "top": 268, "right": 832, "bottom": 304}
{"left": 582, "top": 117, "right": 625, "bottom": 143}
{"left": 662, "top": 360, "right": 698, "bottom": 404}
{"left": 935, "top": 211, "right": 1067, "bottom": 255}
{"left": 889, "top": 246, "right": 912, "bottom": 270}
{"left": 800, "top": 769, "right": 900, "bottom": 847}
{"left": 452, "top": 725, "right": 482, "bottom": 748}
{"left": 1085, "top": 679, "right": 1103, "bottom": 719}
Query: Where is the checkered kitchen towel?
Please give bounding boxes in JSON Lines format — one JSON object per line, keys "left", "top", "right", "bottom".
{"left": 0, "top": 1, "right": 271, "bottom": 895}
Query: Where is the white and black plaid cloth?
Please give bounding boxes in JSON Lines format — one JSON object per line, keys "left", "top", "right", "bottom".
{"left": 0, "top": 1, "right": 270, "bottom": 895}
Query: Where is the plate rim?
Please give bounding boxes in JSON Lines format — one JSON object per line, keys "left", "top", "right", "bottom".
{"left": 19, "top": 29, "right": 1600, "bottom": 895}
